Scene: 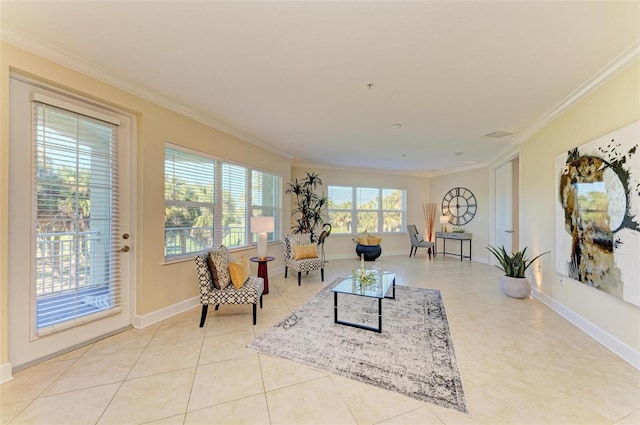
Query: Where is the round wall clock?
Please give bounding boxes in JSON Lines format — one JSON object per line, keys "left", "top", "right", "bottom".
{"left": 442, "top": 187, "right": 477, "bottom": 226}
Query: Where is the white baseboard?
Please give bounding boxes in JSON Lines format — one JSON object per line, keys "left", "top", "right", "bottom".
{"left": 533, "top": 288, "right": 640, "bottom": 370}
{"left": 1, "top": 362, "right": 14, "bottom": 384}
{"left": 133, "top": 296, "right": 200, "bottom": 329}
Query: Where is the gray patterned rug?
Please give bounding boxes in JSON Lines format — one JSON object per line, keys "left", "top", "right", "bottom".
{"left": 247, "top": 280, "right": 469, "bottom": 415}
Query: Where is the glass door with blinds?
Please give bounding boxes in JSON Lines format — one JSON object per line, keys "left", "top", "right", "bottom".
{"left": 8, "top": 78, "right": 133, "bottom": 368}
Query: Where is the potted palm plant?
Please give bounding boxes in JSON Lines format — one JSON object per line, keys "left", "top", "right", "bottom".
{"left": 285, "top": 172, "right": 328, "bottom": 243}
{"left": 486, "top": 245, "right": 549, "bottom": 298}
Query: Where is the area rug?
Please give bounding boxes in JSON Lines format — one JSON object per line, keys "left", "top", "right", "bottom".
{"left": 247, "top": 280, "right": 469, "bottom": 415}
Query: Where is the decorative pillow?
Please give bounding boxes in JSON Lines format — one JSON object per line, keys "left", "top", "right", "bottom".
{"left": 357, "top": 235, "right": 369, "bottom": 245}
{"left": 229, "top": 256, "right": 251, "bottom": 289}
{"left": 218, "top": 245, "right": 233, "bottom": 263}
{"left": 293, "top": 244, "right": 319, "bottom": 260}
{"left": 368, "top": 236, "right": 382, "bottom": 246}
{"left": 209, "top": 249, "right": 231, "bottom": 289}
{"left": 206, "top": 253, "right": 221, "bottom": 290}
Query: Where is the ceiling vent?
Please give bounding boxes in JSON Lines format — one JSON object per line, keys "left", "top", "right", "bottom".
{"left": 483, "top": 130, "right": 514, "bottom": 138}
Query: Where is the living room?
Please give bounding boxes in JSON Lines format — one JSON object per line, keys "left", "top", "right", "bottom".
{"left": 1, "top": 2, "right": 639, "bottom": 424}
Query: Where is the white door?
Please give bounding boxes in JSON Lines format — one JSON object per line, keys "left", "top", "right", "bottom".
{"left": 8, "top": 77, "right": 133, "bottom": 368}
{"left": 495, "top": 160, "right": 514, "bottom": 254}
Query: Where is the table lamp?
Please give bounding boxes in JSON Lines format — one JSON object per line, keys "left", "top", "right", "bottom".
{"left": 440, "top": 215, "right": 449, "bottom": 232}
{"left": 251, "top": 216, "right": 275, "bottom": 259}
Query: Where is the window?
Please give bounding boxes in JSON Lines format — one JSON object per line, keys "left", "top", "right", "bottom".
{"left": 33, "top": 98, "right": 122, "bottom": 332}
{"left": 164, "top": 144, "right": 281, "bottom": 259}
{"left": 328, "top": 186, "right": 406, "bottom": 234}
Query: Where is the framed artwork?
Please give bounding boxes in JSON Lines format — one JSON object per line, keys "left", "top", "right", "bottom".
{"left": 555, "top": 121, "right": 640, "bottom": 306}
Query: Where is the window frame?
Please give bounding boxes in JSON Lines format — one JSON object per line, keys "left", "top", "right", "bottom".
{"left": 164, "top": 144, "right": 282, "bottom": 261}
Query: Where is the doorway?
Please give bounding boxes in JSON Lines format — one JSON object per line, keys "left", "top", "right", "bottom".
{"left": 494, "top": 156, "right": 519, "bottom": 255}
{"left": 8, "top": 77, "right": 134, "bottom": 369}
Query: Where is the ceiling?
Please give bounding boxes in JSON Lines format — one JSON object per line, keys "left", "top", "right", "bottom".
{"left": 2, "top": 1, "right": 639, "bottom": 175}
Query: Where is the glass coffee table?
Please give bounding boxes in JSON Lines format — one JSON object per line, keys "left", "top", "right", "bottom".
{"left": 332, "top": 272, "right": 396, "bottom": 333}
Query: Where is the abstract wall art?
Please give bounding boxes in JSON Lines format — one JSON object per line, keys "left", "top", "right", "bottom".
{"left": 555, "top": 121, "right": 640, "bottom": 307}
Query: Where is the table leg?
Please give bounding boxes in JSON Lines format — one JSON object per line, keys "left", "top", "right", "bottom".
{"left": 257, "top": 262, "right": 269, "bottom": 294}
{"left": 378, "top": 298, "right": 382, "bottom": 333}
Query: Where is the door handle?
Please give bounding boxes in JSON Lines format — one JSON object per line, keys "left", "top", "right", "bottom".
{"left": 504, "top": 230, "right": 515, "bottom": 234}
{"left": 117, "top": 246, "right": 130, "bottom": 253}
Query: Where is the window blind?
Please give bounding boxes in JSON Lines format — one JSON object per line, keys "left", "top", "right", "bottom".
{"left": 222, "top": 163, "right": 247, "bottom": 248}
{"left": 164, "top": 146, "right": 216, "bottom": 257}
{"left": 33, "top": 101, "right": 121, "bottom": 334}
{"left": 251, "top": 170, "right": 279, "bottom": 242}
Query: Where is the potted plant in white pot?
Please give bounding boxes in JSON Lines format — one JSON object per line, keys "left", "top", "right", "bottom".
{"left": 486, "top": 245, "right": 549, "bottom": 298}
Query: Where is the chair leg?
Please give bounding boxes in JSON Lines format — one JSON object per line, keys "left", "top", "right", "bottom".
{"left": 214, "top": 304, "right": 220, "bottom": 311}
{"left": 297, "top": 271, "right": 301, "bottom": 286}
{"left": 252, "top": 303, "right": 257, "bottom": 325}
{"left": 321, "top": 268, "right": 324, "bottom": 282}
{"left": 428, "top": 247, "right": 432, "bottom": 259}
{"left": 285, "top": 266, "right": 288, "bottom": 278}
{"left": 199, "top": 305, "right": 208, "bottom": 328}
{"left": 260, "top": 295, "right": 263, "bottom": 309}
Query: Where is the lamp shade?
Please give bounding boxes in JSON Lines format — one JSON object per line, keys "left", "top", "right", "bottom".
{"left": 251, "top": 216, "right": 275, "bottom": 233}
{"left": 439, "top": 215, "right": 450, "bottom": 233}
{"left": 251, "top": 216, "right": 274, "bottom": 259}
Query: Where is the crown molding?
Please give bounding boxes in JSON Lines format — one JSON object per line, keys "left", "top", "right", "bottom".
{"left": 291, "top": 160, "right": 432, "bottom": 179}
{"left": 488, "top": 41, "right": 640, "bottom": 166}
{"left": 427, "top": 161, "right": 489, "bottom": 178}
{"left": 1, "top": 27, "right": 293, "bottom": 160}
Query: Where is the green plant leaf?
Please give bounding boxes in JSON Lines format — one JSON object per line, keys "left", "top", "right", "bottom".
{"left": 486, "top": 245, "right": 549, "bottom": 278}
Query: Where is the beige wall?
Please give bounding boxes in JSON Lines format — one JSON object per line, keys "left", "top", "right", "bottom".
{"left": 430, "top": 167, "right": 491, "bottom": 262}
{"left": 0, "top": 42, "right": 291, "bottom": 367}
{"left": 519, "top": 61, "right": 640, "bottom": 353}
{"left": 290, "top": 166, "right": 431, "bottom": 260}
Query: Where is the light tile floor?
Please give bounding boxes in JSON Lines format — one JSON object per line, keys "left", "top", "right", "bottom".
{"left": 2, "top": 255, "right": 639, "bottom": 424}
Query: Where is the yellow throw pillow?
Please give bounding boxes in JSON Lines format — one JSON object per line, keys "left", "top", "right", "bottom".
{"left": 229, "top": 256, "right": 250, "bottom": 289}
{"left": 357, "top": 235, "right": 369, "bottom": 245}
{"left": 293, "top": 244, "right": 319, "bottom": 260}
{"left": 368, "top": 236, "right": 382, "bottom": 245}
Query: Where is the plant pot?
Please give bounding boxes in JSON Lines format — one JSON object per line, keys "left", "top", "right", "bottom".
{"left": 355, "top": 244, "right": 382, "bottom": 261}
{"left": 500, "top": 276, "right": 531, "bottom": 299}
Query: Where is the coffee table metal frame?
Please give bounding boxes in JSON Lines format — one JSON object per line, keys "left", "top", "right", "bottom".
{"left": 332, "top": 272, "right": 396, "bottom": 333}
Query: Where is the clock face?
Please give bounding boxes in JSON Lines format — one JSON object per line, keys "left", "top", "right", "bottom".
{"left": 442, "top": 187, "right": 477, "bottom": 226}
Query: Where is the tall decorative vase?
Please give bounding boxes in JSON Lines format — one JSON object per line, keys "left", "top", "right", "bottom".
{"left": 500, "top": 276, "right": 531, "bottom": 299}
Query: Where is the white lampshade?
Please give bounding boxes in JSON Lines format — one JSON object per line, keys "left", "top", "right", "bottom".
{"left": 251, "top": 216, "right": 275, "bottom": 259}
{"left": 251, "top": 216, "right": 275, "bottom": 233}
{"left": 439, "top": 215, "right": 449, "bottom": 232}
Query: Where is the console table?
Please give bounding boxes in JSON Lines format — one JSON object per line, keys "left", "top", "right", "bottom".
{"left": 435, "top": 232, "right": 472, "bottom": 261}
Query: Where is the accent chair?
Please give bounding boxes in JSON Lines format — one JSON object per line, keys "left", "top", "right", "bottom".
{"left": 283, "top": 233, "right": 326, "bottom": 286}
{"left": 194, "top": 252, "right": 264, "bottom": 326}
{"left": 407, "top": 224, "right": 435, "bottom": 259}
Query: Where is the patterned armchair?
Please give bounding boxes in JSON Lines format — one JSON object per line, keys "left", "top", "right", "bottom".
{"left": 194, "top": 252, "right": 264, "bottom": 327}
{"left": 283, "top": 234, "right": 326, "bottom": 286}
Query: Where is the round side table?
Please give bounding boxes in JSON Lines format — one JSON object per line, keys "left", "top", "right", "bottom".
{"left": 250, "top": 256, "right": 275, "bottom": 295}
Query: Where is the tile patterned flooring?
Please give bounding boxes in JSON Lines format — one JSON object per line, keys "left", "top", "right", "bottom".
{"left": 1, "top": 255, "right": 639, "bottom": 424}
